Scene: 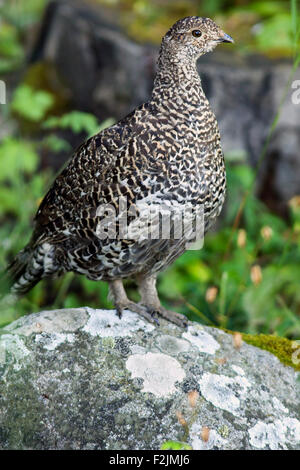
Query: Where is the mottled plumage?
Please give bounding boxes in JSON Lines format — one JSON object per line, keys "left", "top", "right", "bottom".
{"left": 6, "top": 17, "right": 234, "bottom": 326}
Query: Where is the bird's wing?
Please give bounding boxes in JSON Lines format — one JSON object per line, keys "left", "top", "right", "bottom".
{"left": 31, "top": 105, "right": 169, "bottom": 246}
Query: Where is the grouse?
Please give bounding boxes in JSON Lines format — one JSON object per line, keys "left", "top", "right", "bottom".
{"left": 5, "top": 17, "right": 234, "bottom": 327}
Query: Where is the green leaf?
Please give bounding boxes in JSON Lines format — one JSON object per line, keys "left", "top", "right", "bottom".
{"left": 255, "top": 14, "right": 294, "bottom": 53}
{"left": 41, "top": 135, "right": 71, "bottom": 153}
{"left": 0, "top": 22, "right": 23, "bottom": 58}
{"left": 43, "top": 112, "right": 116, "bottom": 137}
{"left": 185, "top": 260, "right": 212, "bottom": 282}
{"left": 11, "top": 84, "right": 54, "bottom": 122}
{"left": 161, "top": 440, "right": 192, "bottom": 450}
{"left": 237, "top": 1, "right": 288, "bottom": 16}
{"left": 0, "top": 0, "right": 48, "bottom": 30}
{"left": 0, "top": 137, "right": 38, "bottom": 182}
{"left": 43, "top": 111, "right": 99, "bottom": 135}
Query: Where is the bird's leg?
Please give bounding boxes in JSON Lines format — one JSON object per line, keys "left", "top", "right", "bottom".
{"left": 137, "top": 275, "right": 188, "bottom": 328}
{"left": 108, "top": 279, "right": 158, "bottom": 324}
{"left": 137, "top": 275, "right": 161, "bottom": 310}
{"left": 108, "top": 277, "right": 188, "bottom": 327}
{"left": 108, "top": 279, "right": 130, "bottom": 318}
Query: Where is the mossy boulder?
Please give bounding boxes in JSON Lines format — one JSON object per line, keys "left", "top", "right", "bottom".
{"left": 0, "top": 308, "right": 299, "bottom": 450}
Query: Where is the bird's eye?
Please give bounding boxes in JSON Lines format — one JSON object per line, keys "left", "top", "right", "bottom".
{"left": 192, "top": 30, "right": 202, "bottom": 38}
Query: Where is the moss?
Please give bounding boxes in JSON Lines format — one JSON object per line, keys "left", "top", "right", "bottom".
{"left": 241, "top": 333, "right": 300, "bottom": 372}
{"left": 224, "top": 328, "right": 300, "bottom": 371}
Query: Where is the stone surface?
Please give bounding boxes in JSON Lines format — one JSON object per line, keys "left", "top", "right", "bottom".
{"left": 0, "top": 307, "right": 299, "bottom": 450}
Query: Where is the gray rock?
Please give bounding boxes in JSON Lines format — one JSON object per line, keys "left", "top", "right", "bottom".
{"left": 30, "top": 0, "right": 154, "bottom": 119}
{"left": 0, "top": 307, "right": 299, "bottom": 450}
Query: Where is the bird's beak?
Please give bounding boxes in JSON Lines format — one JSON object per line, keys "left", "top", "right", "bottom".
{"left": 218, "top": 32, "right": 234, "bottom": 43}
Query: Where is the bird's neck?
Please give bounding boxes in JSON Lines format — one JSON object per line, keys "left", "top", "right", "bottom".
{"left": 151, "top": 57, "right": 206, "bottom": 111}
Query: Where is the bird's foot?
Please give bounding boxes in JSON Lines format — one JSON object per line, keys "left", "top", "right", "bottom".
{"left": 121, "top": 301, "right": 188, "bottom": 328}
{"left": 109, "top": 279, "right": 188, "bottom": 328}
{"left": 116, "top": 301, "right": 160, "bottom": 325}
{"left": 145, "top": 305, "right": 188, "bottom": 328}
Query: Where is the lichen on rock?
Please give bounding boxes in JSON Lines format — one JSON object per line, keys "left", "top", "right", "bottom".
{"left": 0, "top": 308, "right": 299, "bottom": 450}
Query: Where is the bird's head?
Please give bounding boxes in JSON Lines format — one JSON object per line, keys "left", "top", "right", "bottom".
{"left": 161, "top": 16, "right": 234, "bottom": 63}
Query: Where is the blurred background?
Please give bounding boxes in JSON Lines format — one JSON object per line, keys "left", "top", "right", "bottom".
{"left": 0, "top": 0, "right": 300, "bottom": 338}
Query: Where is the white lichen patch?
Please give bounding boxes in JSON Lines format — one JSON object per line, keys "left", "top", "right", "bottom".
{"left": 249, "top": 418, "right": 300, "bottom": 450}
{"left": 5, "top": 308, "right": 88, "bottom": 336}
{"left": 182, "top": 326, "right": 220, "bottom": 355}
{"left": 190, "top": 424, "right": 228, "bottom": 450}
{"left": 83, "top": 308, "right": 155, "bottom": 337}
{"left": 271, "top": 397, "right": 289, "bottom": 415}
{"left": 231, "top": 365, "right": 245, "bottom": 376}
{"left": 199, "top": 372, "right": 251, "bottom": 416}
{"left": 35, "top": 332, "right": 75, "bottom": 351}
{"left": 126, "top": 352, "right": 185, "bottom": 397}
{"left": 155, "top": 335, "right": 191, "bottom": 355}
{"left": 0, "top": 334, "right": 31, "bottom": 370}
{"left": 130, "top": 345, "right": 147, "bottom": 355}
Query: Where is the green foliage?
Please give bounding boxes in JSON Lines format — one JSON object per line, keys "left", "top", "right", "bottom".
{"left": 43, "top": 112, "right": 115, "bottom": 137}
{"left": 160, "top": 440, "right": 192, "bottom": 450}
{"left": 291, "top": 0, "right": 300, "bottom": 60}
{"left": 0, "top": 0, "right": 48, "bottom": 73}
{"left": 243, "top": 265, "right": 300, "bottom": 336}
{"left": 0, "top": 0, "right": 49, "bottom": 29}
{"left": 254, "top": 13, "right": 294, "bottom": 54}
{"left": 11, "top": 84, "right": 55, "bottom": 122}
{"left": 41, "top": 135, "right": 72, "bottom": 153}
{"left": 43, "top": 111, "right": 99, "bottom": 135}
{"left": 96, "top": 0, "right": 300, "bottom": 57}
{"left": 0, "top": 137, "right": 38, "bottom": 182}
{"left": 0, "top": 21, "right": 24, "bottom": 73}
{"left": 0, "top": 79, "right": 114, "bottom": 326}
{"left": 0, "top": 133, "right": 52, "bottom": 326}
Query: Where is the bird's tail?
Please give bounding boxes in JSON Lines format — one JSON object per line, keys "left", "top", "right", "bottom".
{"left": 1, "top": 245, "right": 43, "bottom": 297}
